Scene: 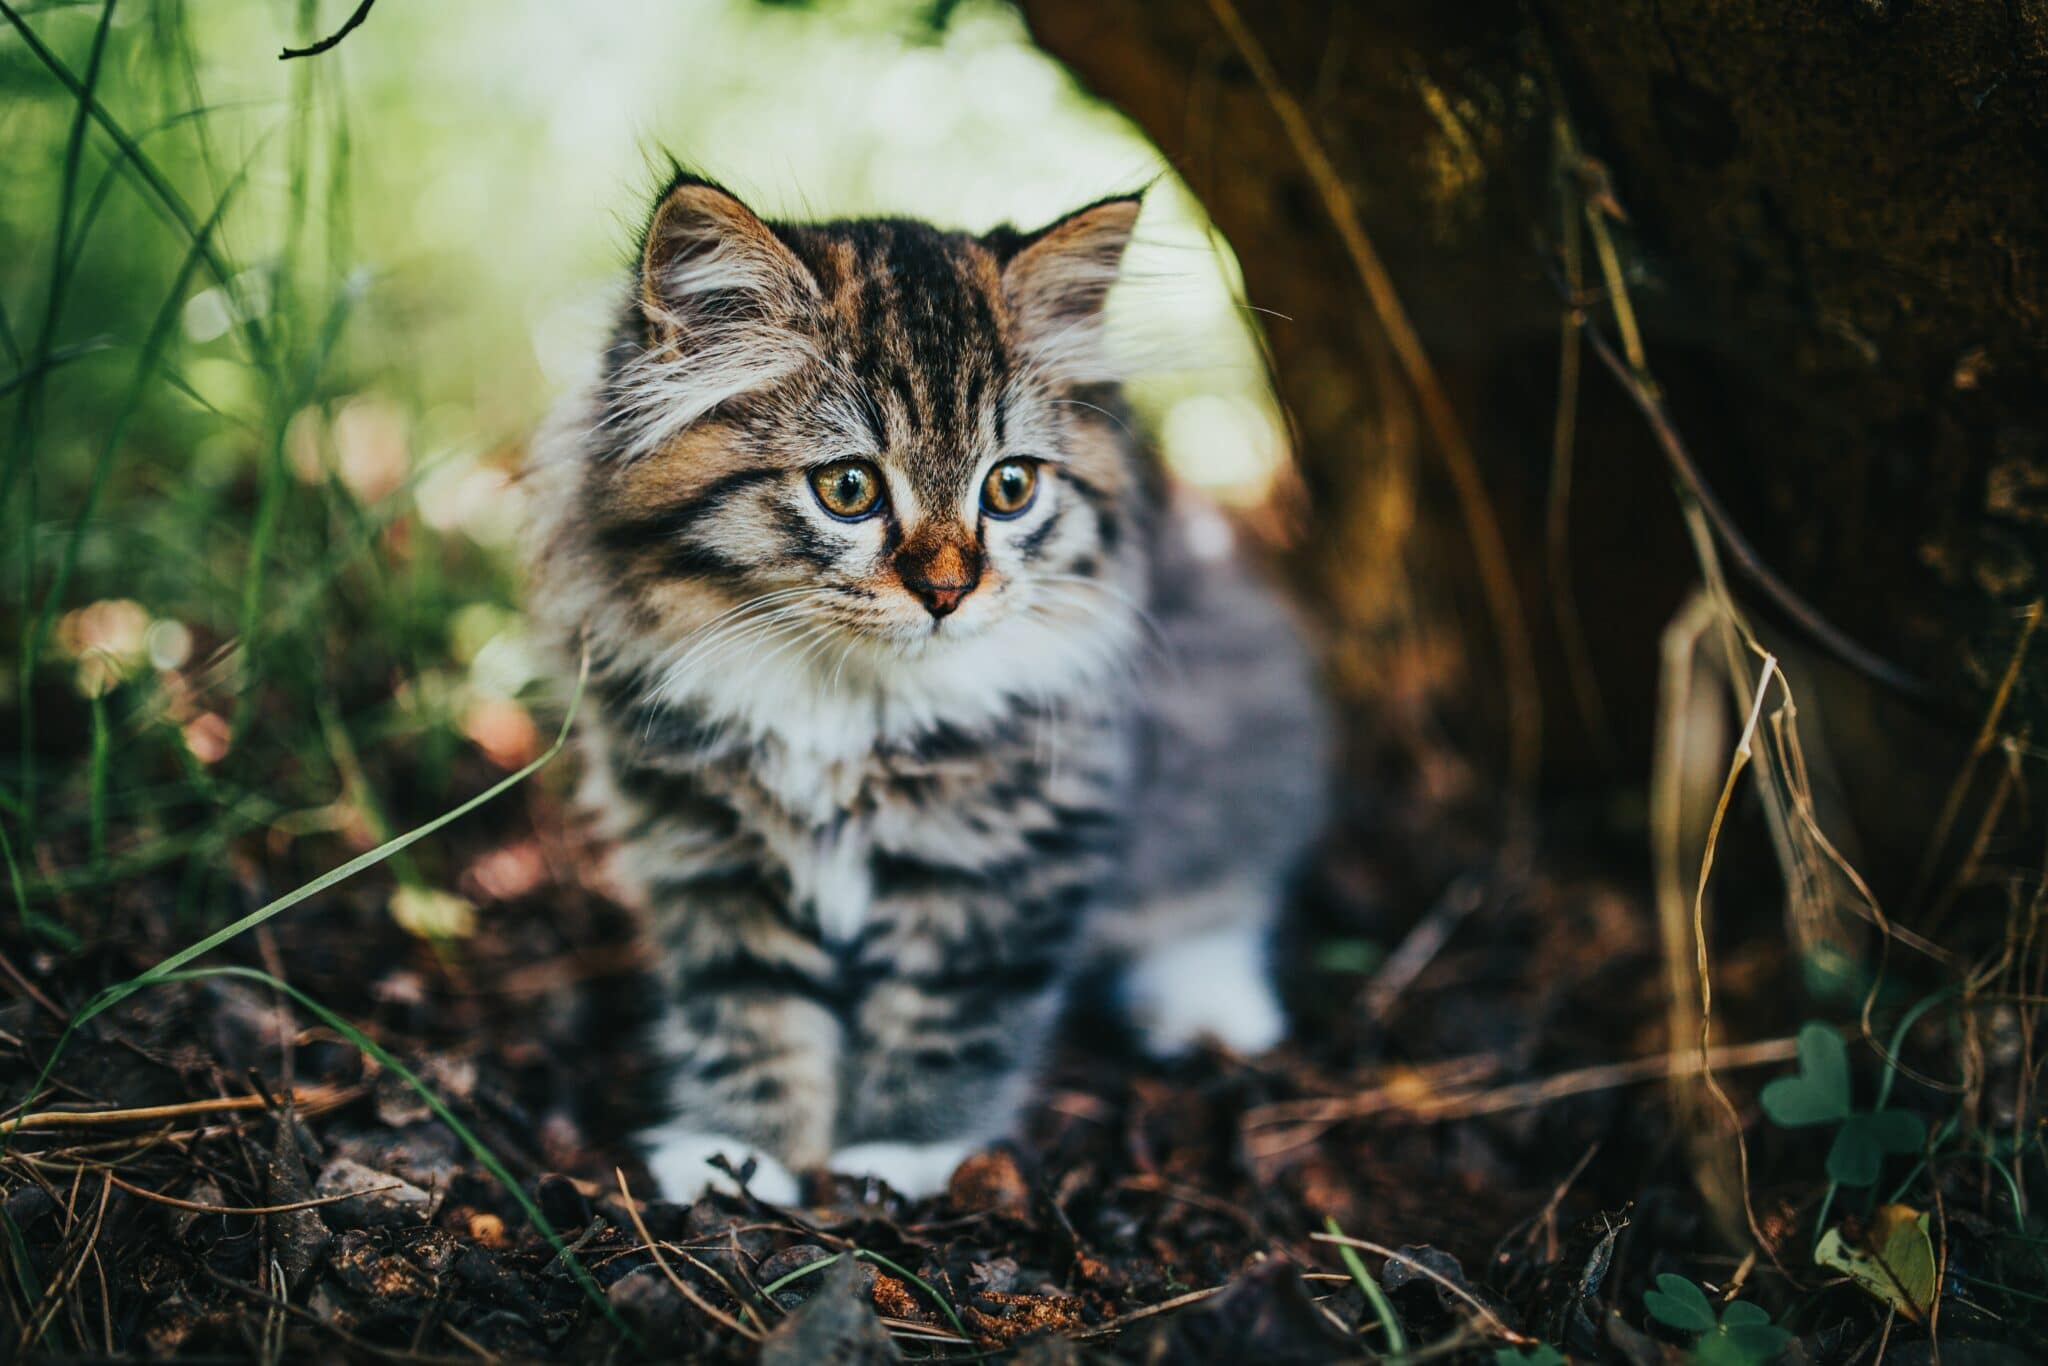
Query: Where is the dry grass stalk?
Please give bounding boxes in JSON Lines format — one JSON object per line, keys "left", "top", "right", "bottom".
{"left": 0, "top": 1083, "right": 359, "bottom": 1134}
{"left": 1912, "top": 599, "right": 2042, "bottom": 917}
{"left": 1243, "top": 1036, "right": 1799, "bottom": 1162}
{"left": 1310, "top": 1231, "right": 1533, "bottom": 1344}
{"left": 613, "top": 1168, "right": 764, "bottom": 1342}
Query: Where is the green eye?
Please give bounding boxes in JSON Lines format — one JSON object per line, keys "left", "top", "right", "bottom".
{"left": 809, "top": 460, "right": 884, "bottom": 520}
{"left": 982, "top": 459, "right": 1039, "bottom": 518}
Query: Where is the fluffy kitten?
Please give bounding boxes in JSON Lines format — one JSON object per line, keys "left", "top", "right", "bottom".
{"left": 525, "top": 172, "right": 1326, "bottom": 1201}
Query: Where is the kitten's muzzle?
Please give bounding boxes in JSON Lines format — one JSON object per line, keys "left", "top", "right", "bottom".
{"left": 895, "top": 538, "right": 982, "bottom": 619}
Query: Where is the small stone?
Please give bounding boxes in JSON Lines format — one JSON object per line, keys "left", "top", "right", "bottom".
{"left": 608, "top": 1264, "right": 685, "bottom": 1343}
{"left": 535, "top": 1173, "right": 592, "bottom": 1231}
{"left": 759, "top": 1257, "right": 902, "bottom": 1366}
{"left": 315, "top": 1157, "right": 433, "bottom": 1227}
{"left": 758, "top": 1244, "right": 840, "bottom": 1310}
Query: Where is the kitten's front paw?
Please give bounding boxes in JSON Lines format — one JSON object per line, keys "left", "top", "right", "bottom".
{"left": 644, "top": 1126, "right": 801, "bottom": 1205}
{"left": 829, "top": 1138, "right": 976, "bottom": 1200}
{"left": 1123, "top": 920, "right": 1287, "bottom": 1060}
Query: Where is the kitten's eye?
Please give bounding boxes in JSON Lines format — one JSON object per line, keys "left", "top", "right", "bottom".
{"left": 981, "top": 459, "right": 1039, "bottom": 519}
{"left": 809, "top": 460, "right": 884, "bottom": 520}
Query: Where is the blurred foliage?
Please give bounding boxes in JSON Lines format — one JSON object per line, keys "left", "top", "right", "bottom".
{"left": 0, "top": 0, "right": 1275, "bottom": 940}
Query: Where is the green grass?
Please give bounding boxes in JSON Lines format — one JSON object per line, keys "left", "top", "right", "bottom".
{"left": 2, "top": 0, "right": 533, "bottom": 933}
{"left": 755, "top": 1248, "right": 971, "bottom": 1340}
{"left": 1, "top": 0, "right": 597, "bottom": 1332}
{"left": 1324, "top": 1215, "right": 1407, "bottom": 1355}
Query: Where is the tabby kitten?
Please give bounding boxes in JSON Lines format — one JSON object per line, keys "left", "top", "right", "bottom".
{"left": 526, "top": 172, "right": 1326, "bottom": 1201}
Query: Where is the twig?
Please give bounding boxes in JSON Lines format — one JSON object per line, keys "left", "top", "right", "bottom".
{"left": 1203, "top": 0, "right": 1542, "bottom": 797}
{"left": 1501, "top": 1140, "right": 1602, "bottom": 1268}
{"left": 107, "top": 1173, "right": 399, "bottom": 1216}
{"left": 879, "top": 1316, "right": 973, "bottom": 1344}
{"left": 0, "top": 945, "right": 65, "bottom": 1021}
{"left": 613, "top": 1169, "right": 763, "bottom": 1341}
{"left": 202, "top": 1266, "right": 476, "bottom": 1364}
{"left": 1911, "top": 600, "right": 2041, "bottom": 913}
{"left": 1116, "top": 1174, "right": 1263, "bottom": 1237}
{"left": 1544, "top": 128, "right": 1619, "bottom": 769}
{"left": 1246, "top": 1035, "right": 1799, "bottom": 1131}
{"left": 1311, "top": 1231, "right": 1533, "bottom": 1344}
{"left": 1362, "top": 872, "right": 1485, "bottom": 1026}
{"left": 18, "top": 1171, "right": 110, "bottom": 1356}
{"left": 279, "top": 0, "right": 377, "bottom": 60}
{"left": 1686, "top": 647, "right": 1790, "bottom": 1275}
{"left": 1073, "top": 1283, "right": 1229, "bottom": 1337}
{"left": 0, "top": 1083, "right": 355, "bottom": 1134}
{"left": 1653, "top": 592, "right": 1722, "bottom": 1144}
{"left": 1325, "top": 1215, "right": 1407, "bottom": 1351}
{"left": 1581, "top": 325, "right": 1928, "bottom": 701}
{"left": 1922, "top": 735, "right": 2023, "bottom": 945}
{"left": 440, "top": 1320, "right": 502, "bottom": 1363}
{"left": 677, "top": 1249, "right": 764, "bottom": 1330}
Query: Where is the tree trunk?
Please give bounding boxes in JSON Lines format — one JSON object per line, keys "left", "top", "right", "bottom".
{"left": 1021, "top": 0, "right": 2048, "bottom": 902}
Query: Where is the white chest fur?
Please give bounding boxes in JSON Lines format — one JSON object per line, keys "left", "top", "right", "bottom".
{"left": 642, "top": 591, "right": 1143, "bottom": 942}
{"left": 739, "top": 721, "right": 883, "bottom": 945}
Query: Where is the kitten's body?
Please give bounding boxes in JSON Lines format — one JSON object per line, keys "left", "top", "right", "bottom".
{"left": 526, "top": 176, "right": 1325, "bottom": 1200}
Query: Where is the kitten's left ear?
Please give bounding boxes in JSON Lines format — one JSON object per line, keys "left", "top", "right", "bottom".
{"left": 990, "top": 194, "right": 1142, "bottom": 385}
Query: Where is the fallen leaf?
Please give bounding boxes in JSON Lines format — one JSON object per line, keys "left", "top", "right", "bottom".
{"left": 1816, "top": 1204, "right": 1937, "bottom": 1321}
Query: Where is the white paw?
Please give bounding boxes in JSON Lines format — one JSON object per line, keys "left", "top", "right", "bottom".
{"left": 643, "top": 1126, "right": 801, "bottom": 1205}
{"left": 1123, "top": 920, "right": 1287, "bottom": 1059}
{"left": 828, "top": 1138, "right": 976, "bottom": 1199}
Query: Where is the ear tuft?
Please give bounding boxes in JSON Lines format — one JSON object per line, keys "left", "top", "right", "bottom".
{"left": 609, "top": 175, "right": 821, "bottom": 460}
{"left": 994, "top": 194, "right": 1142, "bottom": 386}
{"left": 638, "top": 174, "right": 818, "bottom": 348}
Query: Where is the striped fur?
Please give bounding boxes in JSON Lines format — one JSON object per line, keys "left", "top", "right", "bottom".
{"left": 525, "top": 174, "right": 1328, "bottom": 1199}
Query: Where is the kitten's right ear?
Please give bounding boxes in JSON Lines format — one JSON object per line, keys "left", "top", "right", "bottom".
{"left": 637, "top": 173, "right": 819, "bottom": 355}
{"left": 988, "top": 193, "right": 1142, "bottom": 386}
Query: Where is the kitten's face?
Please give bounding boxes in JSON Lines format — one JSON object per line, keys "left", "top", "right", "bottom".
{"left": 583, "top": 178, "right": 1146, "bottom": 682}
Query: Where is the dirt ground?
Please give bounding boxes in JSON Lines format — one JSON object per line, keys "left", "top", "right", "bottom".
{"left": 0, "top": 747, "right": 2019, "bottom": 1364}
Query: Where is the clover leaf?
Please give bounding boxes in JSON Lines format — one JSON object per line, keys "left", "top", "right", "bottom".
{"left": 1759, "top": 1024, "right": 1851, "bottom": 1126}
{"left": 1715, "top": 1300, "right": 1794, "bottom": 1359}
{"left": 1759, "top": 1023, "right": 1925, "bottom": 1186}
{"left": 1643, "top": 1276, "right": 1792, "bottom": 1366}
{"left": 1644, "top": 1273, "right": 1717, "bottom": 1334}
{"left": 1491, "top": 1347, "right": 1566, "bottom": 1366}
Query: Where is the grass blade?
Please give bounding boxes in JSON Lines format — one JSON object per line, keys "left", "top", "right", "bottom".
{"left": 19, "top": 137, "right": 263, "bottom": 700}
{"left": 2, "top": 810, "right": 78, "bottom": 947}
{"left": 853, "top": 1247, "right": 970, "bottom": 1340}
{"left": 15, "top": 652, "right": 586, "bottom": 1117}
{"left": 1324, "top": 1215, "right": 1407, "bottom": 1354}
{"left": 0, "top": 338, "right": 114, "bottom": 400}
{"left": 152, "top": 964, "right": 626, "bottom": 1334}
{"left": 0, "top": 0, "right": 269, "bottom": 368}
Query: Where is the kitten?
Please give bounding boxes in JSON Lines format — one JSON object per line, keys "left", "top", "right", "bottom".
{"left": 525, "top": 172, "right": 1326, "bottom": 1201}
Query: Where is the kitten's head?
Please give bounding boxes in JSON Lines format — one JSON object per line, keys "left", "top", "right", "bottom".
{"left": 565, "top": 173, "right": 1151, "bottom": 701}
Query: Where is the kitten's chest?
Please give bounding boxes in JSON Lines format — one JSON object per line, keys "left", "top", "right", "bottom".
{"left": 746, "top": 731, "right": 1007, "bottom": 944}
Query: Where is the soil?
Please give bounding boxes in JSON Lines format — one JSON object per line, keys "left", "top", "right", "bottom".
{"left": 0, "top": 758, "right": 1993, "bottom": 1363}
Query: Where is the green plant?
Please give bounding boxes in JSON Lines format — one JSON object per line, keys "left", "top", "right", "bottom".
{"left": 1492, "top": 1346, "right": 1566, "bottom": 1366}
{"left": 1760, "top": 1022, "right": 1925, "bottom": 1186}
{"left": 1643, "top": 1275, "right": 1792, "bottom": 1366}
{"left": 755, "top": 1248, "right": 969, "bottom": 1340}
{"left": 1324, "top": 1215, "right": 1408, "bottom": 1354}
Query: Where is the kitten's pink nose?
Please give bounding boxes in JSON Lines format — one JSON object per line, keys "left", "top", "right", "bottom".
{"left": 915, "top": 584, "right": 969, "bottom": 617}
{"left": 896, "top": 538, "right": 981, "bottom": 619}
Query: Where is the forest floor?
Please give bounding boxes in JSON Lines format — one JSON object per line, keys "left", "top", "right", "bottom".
{"left": 0, "top": 746, "right": 2025, "bottom": 1364}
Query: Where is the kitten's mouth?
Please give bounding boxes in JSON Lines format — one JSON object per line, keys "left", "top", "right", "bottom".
{"left": 872, "top": 603, "right": 995, "bottom": 654}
